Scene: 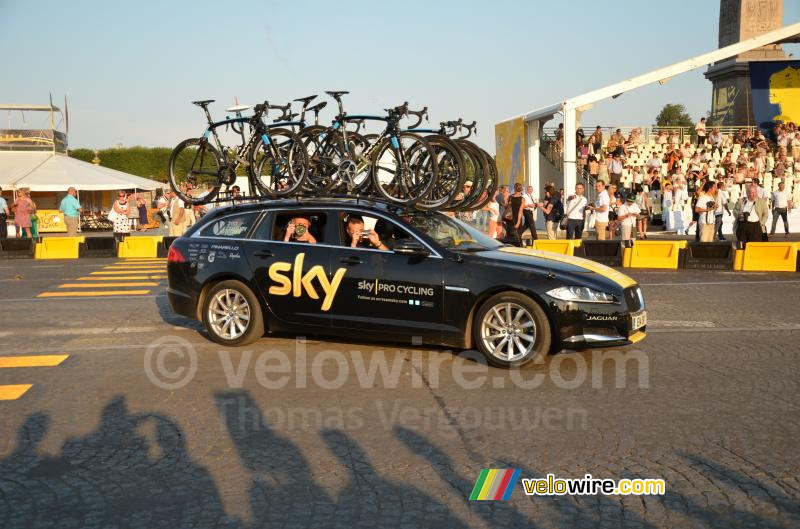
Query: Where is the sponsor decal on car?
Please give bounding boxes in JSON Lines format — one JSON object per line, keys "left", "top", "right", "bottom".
{"left": 267, "top": 253, "right": 347, "bottom": 311}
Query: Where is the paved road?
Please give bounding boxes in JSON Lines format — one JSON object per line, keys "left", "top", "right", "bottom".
{"left": 0, "top": 259, "right": 799, "bottom": 528}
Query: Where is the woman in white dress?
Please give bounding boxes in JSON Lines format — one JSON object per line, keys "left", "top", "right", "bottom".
{"left": 111, "top": 191, "right": 131, "bottom": 241}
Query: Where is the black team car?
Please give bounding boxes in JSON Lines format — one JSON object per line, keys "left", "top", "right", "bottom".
{"left": 167, "top": 198, "right": 646, "bottom": 368}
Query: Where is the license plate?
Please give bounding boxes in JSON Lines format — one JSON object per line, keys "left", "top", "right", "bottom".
{"left": 631, "top": 311, "right": 647, "bottom": 330}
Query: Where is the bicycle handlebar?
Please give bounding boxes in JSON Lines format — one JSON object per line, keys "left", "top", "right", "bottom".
{"left": 459, "top": 120, "right": 477, "bottom": 139}
{"left": 406, "top": 107, "right": 428, "bottom": 129}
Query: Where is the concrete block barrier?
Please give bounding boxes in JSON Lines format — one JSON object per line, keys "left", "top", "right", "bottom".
{"left": 681, "top": 242, "right": 736, "bottom": 270}
{"left": 0, "top": 238, "right": 36, "bottom": 259}
{"left": 118, "top": 236, "right": 164, "bottom": 258}
{"left": 34, "top": 236, "right": 86, "bottom": 259}
{"left": 626, "top": 240, "right": 687, "bottom": 269}
{"left": 79, "top": 237, "right": 118, "bottom": 258}
{"left": 741, "top": 242, "right": 798, "bottom": 272}
{"left": 575, "top": 240, "right": 626, "bottom": 267}
{"left": 531, "top": 239, "right": 580, "bottom": 256}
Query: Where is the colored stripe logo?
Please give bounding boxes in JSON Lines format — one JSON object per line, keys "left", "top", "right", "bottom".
{"left": 469, "top": 469, "right": 521, "bottom": 500}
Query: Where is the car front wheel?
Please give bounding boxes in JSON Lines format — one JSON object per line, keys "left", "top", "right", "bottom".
{"left": 202, "top": 280, "right": 264, "bottom": 346}
{"left": 473, "top": 291, "right": 551, "bottom": 368}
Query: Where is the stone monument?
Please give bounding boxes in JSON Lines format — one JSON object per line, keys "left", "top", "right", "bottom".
{"left": 705, "top": 0, "right": 786, "bottom": 125}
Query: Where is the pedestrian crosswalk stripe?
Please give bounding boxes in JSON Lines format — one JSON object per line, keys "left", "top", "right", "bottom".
{"left": 77, "top": 275, "right": 166, "bottom": 280}
{"left": 59, "top": 282, "right": 158, "bottom": 288}
{"left": 0, "top": 355, "right": 69, "bottom": 368}
{"left": 0, "top": 384, "right": 33, "bottom": 400}
{"left": 38, "top": 290, "right": 152, "bottom": 297}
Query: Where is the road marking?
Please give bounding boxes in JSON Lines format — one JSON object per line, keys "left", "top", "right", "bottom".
{"left": 77, "top": 275, "right": 166, "bottom": 280}
{"left": 91, "top": 270, "right": 163, "bottom": 275}
{"left": 0, "top": 294, "right": 164, "bottom": 302}
{"left": 0, "top": 384, "right": 32, "bottom": 400}
{"left": 640, "top": 280, "right": 800, "bottom": 286}
{"left": 0, "top": 354, "right": 69, "bottom": 368}
{"left": 648, "top": 324, "right": 800, "bottom": 334}
{"left": 37, "top": 290, "right": 152, "bottom": 297}
{"left": 648, "top": 320, "right": 716, "bottom": 328}
{"left": 59, "top": 282, "right": 159, "bottom": 288}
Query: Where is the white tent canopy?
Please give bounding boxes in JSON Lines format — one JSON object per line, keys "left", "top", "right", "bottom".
{"left": 0, "top": 151, "right": 162, "bottom": 192}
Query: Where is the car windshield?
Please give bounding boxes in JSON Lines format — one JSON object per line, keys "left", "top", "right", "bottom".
{"left": 402, "top": 211, "right": 502, "bottom": 252}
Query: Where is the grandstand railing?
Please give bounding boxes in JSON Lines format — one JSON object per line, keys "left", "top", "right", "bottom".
{"left": 542, "top": 125, "right": 760, "bottom": 149}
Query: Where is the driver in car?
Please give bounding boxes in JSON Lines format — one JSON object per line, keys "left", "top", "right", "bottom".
{"left": 345, "top": 214, "right": 389, "bottom": 250}
{"left": 284, "top": 216, "right": 317, "bottom": 244}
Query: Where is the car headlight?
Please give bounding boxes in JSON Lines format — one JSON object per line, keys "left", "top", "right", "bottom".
{"left": 546, "top": 286, "right": 617, "bottom": 304}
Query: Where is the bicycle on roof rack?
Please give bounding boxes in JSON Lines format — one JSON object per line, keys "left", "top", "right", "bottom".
{"left": 167, "top": 100, "right": 308, "bottom": 205}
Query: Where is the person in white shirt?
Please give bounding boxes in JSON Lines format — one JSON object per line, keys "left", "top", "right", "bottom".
{"left": 752, "top": 178, "right": 768, "bottom": 200}
{"left": 587, "top": 180, "right": 610, "bottom": 240}
{"left": 519, "top": 185, "right": 539, "bottom": 244}
{"left": 770, "top": 181, "right": 792, "bottom": 237}
{"left": 695, "top": 117, "right": 707, "bottom": 145}
{"left": 694, "top": 181, "right": 718, "bottom": 242}
{"left": 617, "top": 195, "right": 640, "bottom": 241}
{"left": 715, "top": 181, "right": 731, "bottom": 241}
{"left": 564, "top": 183, "right": 588, "bottom": 240}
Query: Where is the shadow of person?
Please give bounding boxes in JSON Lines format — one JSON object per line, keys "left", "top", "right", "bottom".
{"left": 321, "top": 428, "right": 470, "bottom": 528}
{"left": 214, "top": 391, "right": 332, "bottom": 527}
{"left": 393, "top": 425, "right": 534, "bottom": 527}
{"left": 0, "top": 396, "right": 238, "bottom": 529}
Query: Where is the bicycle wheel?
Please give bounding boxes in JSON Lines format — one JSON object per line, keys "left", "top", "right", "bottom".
{"left": 319, "top": 131, "right": 373, "bottom": 194}
{"left": 168, "top": 138, "right": 222, "bottom": 205}
{"left": 455, "top": 140, "right": 488, "bottom": 210}
{"left": 415, "top": 135, "right": 464, "bottom": 210}
{"left": 470, "top": 147, "right": 498, "bottom": 211}
{"left": 298, "top": 126, "right": 337, "bottom": 194}
{"left": 371, "top": 133, "right": 438, "bottom": 206}
{"left": 446, "top": 142, "right": 482, "bottom": 211}
{"left": 250, "top": 128, "right": 308, "bottom": 198}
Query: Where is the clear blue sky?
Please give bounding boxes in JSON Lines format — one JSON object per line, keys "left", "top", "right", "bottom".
{"left": 1, "top": 0, "right": 798, "bottom": 152}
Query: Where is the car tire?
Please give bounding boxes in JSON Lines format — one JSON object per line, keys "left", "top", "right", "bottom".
{"left": 202, "top": 280, "right": 264, "bottom": 346}
{"left": 473, "top": 291, "right": 551, "bottom": 368}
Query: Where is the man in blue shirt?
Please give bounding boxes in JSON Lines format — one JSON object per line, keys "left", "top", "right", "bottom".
{"left": 59, "top": 187, "right": 83, "bottom": 236}
{"left": 0, "top": 186, "right": 9, "bottom": 239}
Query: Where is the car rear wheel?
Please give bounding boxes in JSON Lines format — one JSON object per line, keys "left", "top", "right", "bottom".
{"left": 473, "top": 292, "right": 551, "bottom": 368}
{"left": 202, "top": 280, "right": 264, "bottom": 346}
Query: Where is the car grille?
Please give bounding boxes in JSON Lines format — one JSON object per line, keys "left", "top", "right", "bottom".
{"left": 623, "top": 286, "right": 644, "bottom": 312}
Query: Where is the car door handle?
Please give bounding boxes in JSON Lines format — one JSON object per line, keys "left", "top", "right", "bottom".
{"left": 254, "top": 250, "right": 274, "bottom": 258}
{"left": 340, "top": 256, "right": 362, "bottom": 265}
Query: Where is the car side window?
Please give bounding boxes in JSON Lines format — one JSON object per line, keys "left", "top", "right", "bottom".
{"left": 264, "top": 212, "right": 327, "bottom": 244}
{"left": 337, "top": 211, "right": 411, "bottom": 251}
{"left": 199, "top": 212, "right": 258, "bottom": 238}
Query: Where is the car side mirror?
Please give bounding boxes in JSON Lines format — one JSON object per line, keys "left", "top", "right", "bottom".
{"left": 393, "top": 239, "right": 430, "bottom": 257}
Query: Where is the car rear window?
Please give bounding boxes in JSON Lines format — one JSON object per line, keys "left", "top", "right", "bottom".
{"left": 199, "top": 212, "right": 258, "bottom": 238}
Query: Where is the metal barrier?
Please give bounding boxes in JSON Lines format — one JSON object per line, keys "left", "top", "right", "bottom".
{"left": 157, "top": 236, "right": 178, "bottom": 258}
{"left": 117, "top": 236, "right": 164, "bottom": 258}
{"left": 0, "top": 238, "right": 36, "bottom": 259}
{"left": 680, "top": 242, "right": 736, "bottom": 270}
{"left": 574, "top": 240, "right": 627, "bottom": 267}
{"left": 79, "top": 237, "right": 118, "bottom": 258}
{"left": 34, "top": 236, "right": 86, "bottom": 259}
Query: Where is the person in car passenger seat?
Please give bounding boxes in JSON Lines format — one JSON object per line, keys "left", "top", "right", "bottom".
{"left": 284, "top": 216, "right": 317, "bottom": 244}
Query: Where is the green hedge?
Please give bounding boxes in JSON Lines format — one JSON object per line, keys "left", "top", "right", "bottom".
{"left": 69, "top": 147, "right": 172, "bottom": 182}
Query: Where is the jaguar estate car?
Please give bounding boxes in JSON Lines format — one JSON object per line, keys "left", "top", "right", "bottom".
{"left": 166, "top": 198, "right": 646, "bottom": 367}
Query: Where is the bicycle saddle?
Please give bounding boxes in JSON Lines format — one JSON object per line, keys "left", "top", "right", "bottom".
{"left": 294, "top": 95, "right": 317, "bottom": 105}
{"left": 325, "top": 91, "right": 349, "bottom": 99}
{"left": 307, "top": 101, "right": 327, "bottom": 112}
{"left": 226, "top": 104, "right": 251, "bottom": 113}
{"left": 192, "top": 99, "right": 215, "bottom": 106}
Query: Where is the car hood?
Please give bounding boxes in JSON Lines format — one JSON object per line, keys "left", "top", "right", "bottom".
{"left": 474, "top": 246, "right": 637, "bottom": 289}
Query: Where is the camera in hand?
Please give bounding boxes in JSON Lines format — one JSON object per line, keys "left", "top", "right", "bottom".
{"left": 360, "top": 229, "right": 371, "bottom": 239}
{"left": 294, "top": 224, "right": 307, "bottom": 237}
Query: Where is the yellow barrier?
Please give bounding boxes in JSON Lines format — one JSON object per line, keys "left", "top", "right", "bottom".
{"left": 118, "top": 236, "right": 164, "bottom": 258}
{"left": 741, "top": 242, "right": 798, "bottom": 272}
{"left": 733, "top": 249, "right": 744, "bottom": 271}
{"left": 34, "top": 236, "right": 86, "bottom": 259}
{"left": 626, "top": 240, "right": 687, "bottom": 269}
{"left": 531, "top": 239, "right": 579, "bottom": 255}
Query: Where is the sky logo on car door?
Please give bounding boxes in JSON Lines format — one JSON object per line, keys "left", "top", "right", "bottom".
{"left": 267, "top": 253, "right": 346, "bottom": 311}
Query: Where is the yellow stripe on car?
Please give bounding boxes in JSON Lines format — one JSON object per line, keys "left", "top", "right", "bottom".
{"left": 497, "top": 247, "right": 637, "bottom": 289}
